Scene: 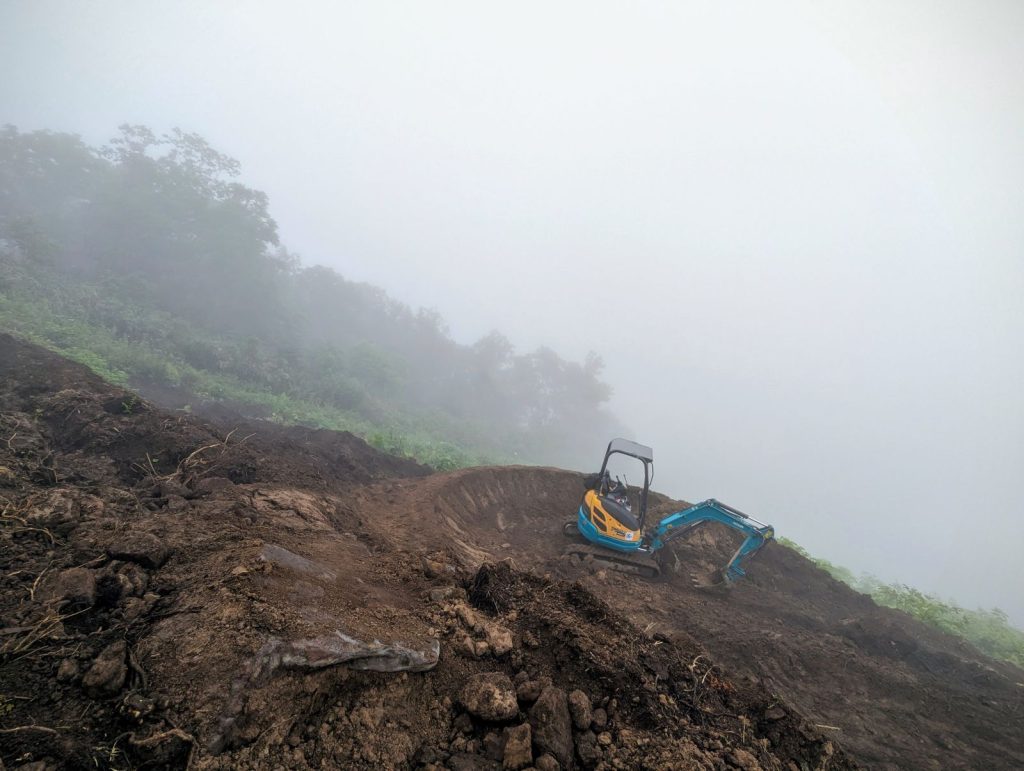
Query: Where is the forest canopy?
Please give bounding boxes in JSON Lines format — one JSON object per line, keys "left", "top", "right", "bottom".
{"left": 0, "top": 125, "right": 622, "bottom": 468}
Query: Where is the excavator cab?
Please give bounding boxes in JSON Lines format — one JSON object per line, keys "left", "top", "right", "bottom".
{"left": 592, "top": 438, "right": 652, "bottom": 523}
{"left": 574, "top": 438, "right": 654, "bottom": 552}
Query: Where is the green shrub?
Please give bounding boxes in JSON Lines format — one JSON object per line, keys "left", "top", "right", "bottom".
{"left": 62, "top": 347, "right": 129, "bottom": 386}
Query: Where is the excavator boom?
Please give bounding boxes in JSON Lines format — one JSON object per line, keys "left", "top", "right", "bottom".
{"left": 650, "top": 499, "right": 774, "bottom": 583}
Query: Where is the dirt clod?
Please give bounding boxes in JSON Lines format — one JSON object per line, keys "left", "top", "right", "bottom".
{"left": 461, "top": 672, "right": 520, "bottom": 722}
{"left": 106, "top": 532, "right": 170, "bottom": 568}
{"left": 192, "top": 475, "right": 234, "bottom": 496}
{"left": 81, "top": 640, "right": 128, "bottom": 698}
{"left": 730, "top": 747, "right": 761, "bottom": 770}
{"left": 46, "top": 566, "right": 96, "bottom": 607}
{"left": 529, "top": 686, "right": 573, "bottom": 768}
{"left": 55, "top": 658, "right": 79, "bottom": 683}
{"left": 517, "top": 677, "right": 551, "bottom": 705}
{"left": 503, "top": 722, "right": 533, "bottom": 770}
{"left": 567, "top": 689, "right": 592, "bottom": 732}
{"left": 575, "top": 729, "right": 600, "bottom": 767}
{"left": 535, "top": 753, "right": 560, "bottom": 771}
{"left": 484, "top": 620, "right": 514, "bottom": 657}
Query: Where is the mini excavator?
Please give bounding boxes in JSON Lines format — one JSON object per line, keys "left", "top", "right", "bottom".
{"left": 563, "top": 438, "right": 774, "bottom": 582}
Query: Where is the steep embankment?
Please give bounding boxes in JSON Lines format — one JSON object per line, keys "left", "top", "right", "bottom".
{"left": 351, "top": 467, "right": 1024, "bottom": 769}
{"left": 0, "top": 335, "right": 1021, "bottom": 770}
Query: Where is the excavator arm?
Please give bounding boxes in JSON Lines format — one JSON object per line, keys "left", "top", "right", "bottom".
{"left": 649, "top": 499, "right": 774, "bottom": 583}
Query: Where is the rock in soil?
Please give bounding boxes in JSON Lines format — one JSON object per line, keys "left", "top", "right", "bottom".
{"left": 483, "top": 730, "right": 505, "bottom": 761}
{"left": 454, "top": 712, "right": 474, "bottom": 734}
{"left": 567, "top": 689, "right": 592, "bottom": 731}
{"left": 516, "top": 676, "right": 551, "bottom": 705}
{"left": 575, "top": 729, "right": 600, "bottom": 767}
{"left": 106, "top": 532, "right": 170, "bottom": 569}
{"left": 535, "top": 753, "right": 560, "bottom": 771}
{"left": 503, "top": 722, "right": 532, "bottom": 770}
{"left": 529, "top": 686, "right": 573, "bottom": 768}
{"left": 460, "top": 672, "right": 520, "bottom": 722}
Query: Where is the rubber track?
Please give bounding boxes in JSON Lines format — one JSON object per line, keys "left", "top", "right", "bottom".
{"left": 562, "top": 542, "right": 661, "bottom": 578}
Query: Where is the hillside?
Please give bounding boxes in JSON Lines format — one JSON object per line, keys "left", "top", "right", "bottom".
{"left": 1, "top": 336, "right": 1022, "bottom": 770}
{"left": 0, "top": 125, "right": 622, "bottom": 470}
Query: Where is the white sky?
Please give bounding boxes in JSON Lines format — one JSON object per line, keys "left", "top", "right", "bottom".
{"left": 2, "top": 1, "right": 1022, "bottom": 622}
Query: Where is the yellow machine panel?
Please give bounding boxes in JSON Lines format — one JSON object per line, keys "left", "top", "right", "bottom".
{"left": 583, "top": 489, "right": 641, "bottom": 544}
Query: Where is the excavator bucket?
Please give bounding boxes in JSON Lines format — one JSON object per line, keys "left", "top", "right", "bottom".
{"left": 651, "top": 499, "right": 774, "bottom": 585}
{"left": 654, "top": 539, "right": 730, "bottom": 588}
{"left": 690, "top": 567, "right": 729, "bottom": 589}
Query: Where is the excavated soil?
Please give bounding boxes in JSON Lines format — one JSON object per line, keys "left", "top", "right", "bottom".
{"left": 0, "top": 334, "right": 1021, "bottom": 770}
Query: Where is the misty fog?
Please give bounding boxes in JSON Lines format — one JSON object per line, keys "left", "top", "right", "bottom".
{"left": 2, "top": 2, "right": 1022, "bottom": 623}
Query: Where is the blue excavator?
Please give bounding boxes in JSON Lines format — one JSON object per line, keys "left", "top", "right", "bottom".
{"left": 563, "top": 438, "right": 774, "bottom": 583}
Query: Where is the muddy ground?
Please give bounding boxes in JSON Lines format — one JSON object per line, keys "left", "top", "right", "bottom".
{"left": 0, "top": 334, "right": 1021, "bottom": 770}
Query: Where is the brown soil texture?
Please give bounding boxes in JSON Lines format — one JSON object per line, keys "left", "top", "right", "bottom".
{"left": 0, "top": 334, "right": 1021, "bottom": 771}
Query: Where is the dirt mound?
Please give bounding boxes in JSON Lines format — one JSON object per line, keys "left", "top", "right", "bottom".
{"left": 1, "top": 334, "right": 1022, "bottom": 770}
{"left": 0, "top": 335, "right": 427, "bottom": 492}
{"left": 362, "top": 466, "right": 1024, "bottom": 769}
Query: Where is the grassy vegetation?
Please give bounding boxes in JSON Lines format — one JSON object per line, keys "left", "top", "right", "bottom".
{"left": 0, "top": 126, "right": 621, "bottom": 472}
{"left": 778, "top": 537, "right": 1024, "bottom": 669}
{"left": 0, "top": 264, "right": 488, "bottom": 470}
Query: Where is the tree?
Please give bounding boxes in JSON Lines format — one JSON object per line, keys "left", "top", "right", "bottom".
{"left": 0, "top": 124, "right": 620, "bottom": 469}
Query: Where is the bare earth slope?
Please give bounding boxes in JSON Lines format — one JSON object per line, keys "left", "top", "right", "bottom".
{"left": 0, "top": 335, "right": 1021, "bottom": 770}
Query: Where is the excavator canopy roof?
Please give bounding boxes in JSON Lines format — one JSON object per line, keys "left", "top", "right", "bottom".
{"left": 606, "top": 438, "right": 653, "bottom": 463}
